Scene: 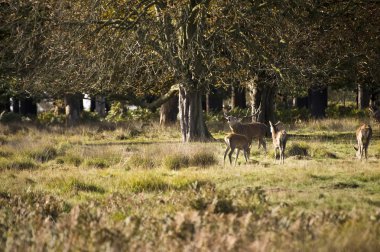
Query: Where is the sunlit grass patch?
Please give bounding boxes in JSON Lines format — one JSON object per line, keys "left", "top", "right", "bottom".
{"left": 0, "top": 157, "right": 37, "bottom": 170}
{"left": 128, "top": 154, "right": 156, "bottom": 169}
{"left": 163, "top": 154, "right": 190, "bottom": 170}
{"left": 27, "top": 146, "right": 58, "bottom": 163}
{"left": 84, "top": 158, "right": 111, "bottom": 169}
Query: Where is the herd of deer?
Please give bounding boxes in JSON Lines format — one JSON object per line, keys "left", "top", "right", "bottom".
{"left": 223, "top": 109, "right": 375, "bottom": 166}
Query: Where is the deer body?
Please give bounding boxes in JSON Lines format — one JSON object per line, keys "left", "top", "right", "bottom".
{"left": 224, "top": 133, "right": 250, "bottom": 166}
{"left": 269, "top": 121, "right": 287, "bottom": 164}
{"left": 354, "top": 124, "right": 372, "bottom": 160}
{"left": 225, "top": 117, "right": 268, "bottom": 153}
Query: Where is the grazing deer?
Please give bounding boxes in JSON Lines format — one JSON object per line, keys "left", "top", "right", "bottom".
{"left": 224, "top": 107, "right": 268, "bottom": 153}
{"left": 269, "top": 121, "right": 287, "bottom": 164}
{"left": 224, "top": 133, "right": 250, "bottom": 166}
{"left": 354, "top": 124, "right": 372, "bottom": 161}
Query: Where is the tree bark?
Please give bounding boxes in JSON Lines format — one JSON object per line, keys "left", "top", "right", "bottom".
{"left": 308, "top": 86, "right": 328, "bottom": 118}
{"left": 357, "top": 83, "right": 370, "bottom": 109}
{"left": 19, "top": 97, "right": 37, "bottom": 116}
{"left": 248, "top": 77, "right": 275, "bottom": 124}
{"left": 95, "top": 96, "right": 106, "bottom": 117}
{"left": 231, "top": 82, "right": 247, "bottom": 109}
{"left": 178, "top": 84, "right": 213, "bottom": 142}
{"left": 160, "top": 95, "right": 178, "bottom": 125}
{"left": 64, "top": 93, "right": 83, "bottom": 126}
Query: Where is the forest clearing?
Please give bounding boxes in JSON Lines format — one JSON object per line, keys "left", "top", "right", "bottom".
{"left": 1, "top": 0, "right": 380, "bottom": 251}
{"left": 0, "top": 118, "right": 379, "bottom": 251}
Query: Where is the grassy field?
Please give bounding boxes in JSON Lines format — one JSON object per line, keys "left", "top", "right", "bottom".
{"left": 0, "top": 119, "right": 379, "bottom": 251}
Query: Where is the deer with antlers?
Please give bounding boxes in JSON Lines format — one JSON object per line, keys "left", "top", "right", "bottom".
{"left": 269, "top": 121, "right": 287, "bottom": 164}
{"left": 224, "top": 105, "right": 268, "bottom": 153}
{"left": 354, "top": 124, "right": 372, "bottom": 161}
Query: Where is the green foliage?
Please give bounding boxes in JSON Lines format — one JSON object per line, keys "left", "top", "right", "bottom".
{"left": 276, "top": 108, "right": 311, "bottom": 123}
{"left": 106, "top": 102, "right": 158, "bottom": 123}
{"left": 326, "top": 104, "right": 369, "bottom": 118}
{"left": 81, "top": 111, "right": 100, "bottom": 122}
{"left": 37, "top": 111, "right": 65, "bottom": 124}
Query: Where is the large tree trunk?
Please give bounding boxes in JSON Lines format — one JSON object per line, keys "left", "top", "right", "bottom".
{"left": 95, "top": 96, "right": 106, "bottom": 117}
{"left": 248, "top": 77, "right": 275, "bottom": 124}
{"left": 160, "top": 95, "right": 178, "bottom": 125}
{"left": 231, "top": 82, "right": 247, "bottom": 109}
{"left": 308, "top": 86, "right": 328, "bottom": 118}
{"left": 357, "top": 83, "right": 370, "bottom": 109}
{"left": 0, "top": 96, "right": 10, "bottom": 112}
{"left": 64, "top": 93, "right": 83, "bottom": 126}
{"left": 19, "top": 97, "right": 37, "bottom": 116}
{"left": 178, "top": 84, "right": 213, "bottom": 142}
{"left": 293, "top": 96, "right": 309, "bottom": 109}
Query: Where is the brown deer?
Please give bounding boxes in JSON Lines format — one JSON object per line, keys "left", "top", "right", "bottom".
{"left": 354, "top": 124, "right": 372, "bottom": 161}
{"left": 269, "top": 121, "right": 287, "bottom": 164}
{"left": 224, "top": 107, "right": 268, "bottom": 153}
{"left": 224, "top": 133, "right": 251, "bottom": 166}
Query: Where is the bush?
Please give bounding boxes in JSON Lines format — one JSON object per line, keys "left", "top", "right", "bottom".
{"left": 287, "top": 142, "right": 310, "bottom": 157}
{"left": 84, "top": 158, "right": 110, "bottom": 169}
{"left": 128, "top": 154, "right": 156, "bottom": 169}
{"left": 163, "top": 154, "right": 190, "bottom": 170}
{"left": 0, "top": 157, "right": 37, "bottom": 170}
{"left": 28, "top": 146, "right": 58, "bottom": 163}
{"left": 37, "top": 111, "right": 65, "bottom": 124}
{"left": 190, "top": 152, "right": 217, "bottom": 167}
{"left": 68, "top": 179, "right": 106, "bottom": 193}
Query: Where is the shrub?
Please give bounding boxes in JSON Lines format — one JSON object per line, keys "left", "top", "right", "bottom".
{"left": 312, "top": 147, "right": 338, "bottom": 159}
{"left": 68, "top": 179, "right": 106, "bottom": 193}
{"left": 190, "top": 152, "right": 217, "bottom": 167}
{"left": 0, "top": 157, "right": 37, "bottom": 170}
{"left": 84, "top": 158, "right": 110, "bottom": 169}
{"left": 37, "top": 111, "right": 66, "bottom": 124}
{"left": 128, "top": 154, "right": 156, "bottom": 169}
{"left": 28, "top": 146, "right": 58, "bottom": 162}
{"left": 287, "top": 142, "right": 310, "bottom": 157}
{"left": 163, "top": 154, "right": 190, "bottom": 170}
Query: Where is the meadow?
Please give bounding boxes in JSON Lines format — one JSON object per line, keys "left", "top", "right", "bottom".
{"left": 0, "top": 118, "right": 379, "bottom": 251}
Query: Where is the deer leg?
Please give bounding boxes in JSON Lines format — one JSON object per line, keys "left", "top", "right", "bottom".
{"left": 235, "top": 149, "right": 240, "bottom": 167}
{"left": 364, "top": 145, "right": 368, "bottom": 160}
{"left": 224, "top": 146, "right": 230, "bottom": 166}
{"left": 228, "top": 147, "right": 235, "bottom": 165}
{"left": 243, "top": 149, "right": 248, "bottom": 163}
{"left": 274, "top": 147, "right": 278, "bottom": 160}
{"left": 261, "top": 139, "right": 267, "bottom": 154}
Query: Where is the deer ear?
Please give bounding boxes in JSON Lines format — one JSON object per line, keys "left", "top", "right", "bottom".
{"left": 269, "top": 121, "right": 273, "bottom": 126}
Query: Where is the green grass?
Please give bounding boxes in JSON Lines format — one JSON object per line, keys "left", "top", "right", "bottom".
{"left": 0, "top": 120, "right": 379, "bottom": 251}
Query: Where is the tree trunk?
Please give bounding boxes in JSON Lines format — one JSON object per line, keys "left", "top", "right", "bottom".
{"left": 160, "top": 95, "right": 178, "bottom": 125}
{"left": 178, "top": 84, "right": 213, "bottom": 142}
{"left": 357, "top": 83, "right": 370, "bottom": 109}
{"left": 12, "top": 98, "right": 20, "bottom": 113}
{"left": 0, "top": 96, "right": 10, "bottom": 112}
{"left": 95, "top": 96, "right": 106, "bottom": 117}
{"left": 231, "top": 82, "right": 247, "bottom": 109}
{"left": 19, "top": 97, "right": 37, "bottom": 116}
{"left": 308, "top": 86, "right": 327, "bottom": 118}
{"left": 293, "top": 96, "right": 309, "bottom": 109}
{"left": 248, "top": 77, "right": 275, "bottom": 124}
{"left": 64, "top": 93, "right": 82, "bottom": 126}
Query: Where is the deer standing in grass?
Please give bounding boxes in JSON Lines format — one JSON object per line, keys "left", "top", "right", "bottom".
{"left": 224, "top": 133, "right": 250, "bottom": 166}
{"left": 354, "top": 124, "right": 372, "bottom": 161}
{"left": 269, "top": 121, "right": 287, "bottom": 164}
{"left": 224, "top": 107, "right": 268, "bottom": 153}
